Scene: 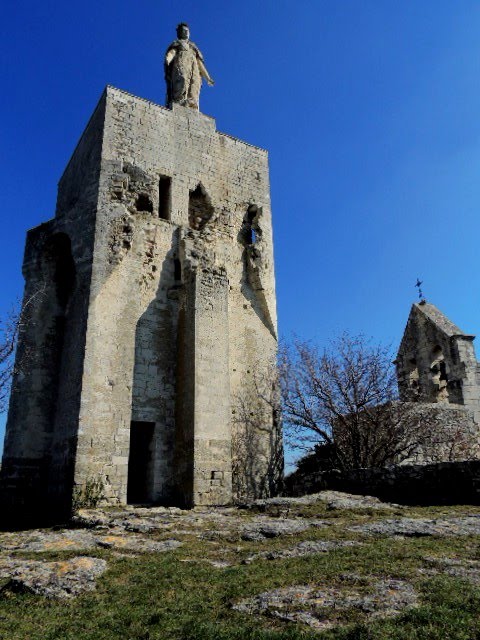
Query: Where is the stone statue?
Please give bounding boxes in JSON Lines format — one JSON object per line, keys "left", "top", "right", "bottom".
{"left": 165, "top": 23, "right": 214, "bottom": 110}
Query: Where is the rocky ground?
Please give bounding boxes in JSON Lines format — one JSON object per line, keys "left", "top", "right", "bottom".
{"left": 1, "top": 491, "right": 480, "bottom": 638}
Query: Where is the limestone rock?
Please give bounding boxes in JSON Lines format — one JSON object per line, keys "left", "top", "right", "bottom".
{"left": 0, "top": 556, "right": 107, "bottom": 599}
{"left": 250, "top": 491, "right": 395, "bottom": 511}
{"left": 240, "top": 517, "right": 321, "bottom": 541}
{"left": 96, "top": 535, "right": 182, "bottom": 553}
{"left": 308, "top": 491, "right": 396, "bottom": 511}
{"left": 419, "top": 556, "right": 480, "bottom": 585}
{"left": 242, "top": 540, "right": 361, "bottom": 564}
{"left": 0, "top": 527, "right": 183, "bottom": 555}
{"left": 350, "top": 515, "right": 480, "bottom": 537}
{"left": 0, "top": 530, "right": 98, "bottom": 553}
{"left": 233, "top": 574, "right": 418, "bottom": 630}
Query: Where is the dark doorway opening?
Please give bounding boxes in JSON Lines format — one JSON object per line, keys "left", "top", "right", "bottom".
{"left": 127, "top": 421, "right": 155, "bottom": 504}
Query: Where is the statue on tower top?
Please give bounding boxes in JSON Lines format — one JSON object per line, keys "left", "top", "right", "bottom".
{"left": 164, "top": 23, "right": 215, "bottom": 111}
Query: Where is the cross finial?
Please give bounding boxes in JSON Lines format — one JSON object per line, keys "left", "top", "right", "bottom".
{"left": 415, "top": 278, "right": 425, "bottom": 303}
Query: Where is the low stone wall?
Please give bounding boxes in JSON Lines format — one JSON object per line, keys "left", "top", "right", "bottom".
{"left": 284, "top": 460, "right": 480, "bottom": 505}
{"left": 399, "top": 403, "right": 480, "bottom": 463}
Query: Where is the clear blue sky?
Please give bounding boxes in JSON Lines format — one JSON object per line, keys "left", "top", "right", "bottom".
{"left": 1, "top": 1, "right": 480, "bottom": 461}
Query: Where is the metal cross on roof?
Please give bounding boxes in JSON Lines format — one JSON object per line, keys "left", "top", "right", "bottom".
{"left": 415, "top": 278, "right": 425, "bottom": 302}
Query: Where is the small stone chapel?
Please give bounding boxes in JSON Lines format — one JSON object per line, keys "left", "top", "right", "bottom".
{"left": 396, "top": 301, "right": 480, "bottom": 421}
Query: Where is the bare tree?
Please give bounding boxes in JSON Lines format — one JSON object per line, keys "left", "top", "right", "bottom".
{"left": 280, "top": 333, "right": 476, "bottom": 471}
{"left": 0, "top": 290, "right": 43, "bottom": 414}
{"left": 0, "top": 305, "right": 22, "bottom": 413}
{"left": 232, "top": 361, "right": 284, "bottom": 500}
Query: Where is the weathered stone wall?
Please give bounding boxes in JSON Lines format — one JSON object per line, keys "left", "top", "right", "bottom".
{"left": 397, "top": 403, "right": 480, "bottom": 464}
{"left": 72, "top": 88, "right": 279, "bottom": 505}
{"left": 2, "top": 86, "right": 282, "bottom": 513}
{"left": 1, "top": 95, "right": 106, "bottom": 512}
{"left": 285, "top": 459, "right": 480, "bottom": 506}
{"left": 175, "top": 238, "right": 232, "bottom": 506}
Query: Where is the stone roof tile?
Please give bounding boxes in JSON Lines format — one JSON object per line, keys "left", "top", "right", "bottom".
{"left": 415, "top": 302, "right": 466, "bottom": 337}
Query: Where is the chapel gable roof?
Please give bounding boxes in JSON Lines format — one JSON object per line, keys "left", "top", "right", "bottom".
{"left": 397, "top": 301, "right": 474, "bottom": 360}
{"left": 414, "top": 302, "right": 466, "bottom": 337}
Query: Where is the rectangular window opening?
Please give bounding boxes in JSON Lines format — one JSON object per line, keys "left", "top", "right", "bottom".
{"left": 174, "top": 258, "right": 182, "bottom": 282}
{"left": 159, "top": 176, "right": 171, "bottom": 220}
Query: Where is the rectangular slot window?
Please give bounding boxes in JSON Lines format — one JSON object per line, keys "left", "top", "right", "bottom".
{"left": 159, "top": 176, "right": 171, "bottom": 220}
{"left": 174, "top": 258, "right": 182, "bottom": 282}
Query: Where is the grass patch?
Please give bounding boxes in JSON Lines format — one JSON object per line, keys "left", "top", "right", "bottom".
{"left": 1, "top": 504, "right": 480, "bottom": 639}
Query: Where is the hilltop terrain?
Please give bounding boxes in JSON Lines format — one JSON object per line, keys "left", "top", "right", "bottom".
{"left": 1, "top": 492, "right": 480, "bottom": 639}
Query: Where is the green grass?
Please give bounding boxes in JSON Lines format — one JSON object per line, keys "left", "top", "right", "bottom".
{"left": 2, "top": 503, "right": 480, "bottom": 639}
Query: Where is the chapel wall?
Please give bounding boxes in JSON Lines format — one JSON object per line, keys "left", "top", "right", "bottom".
{"left": 397, "top": 309, "right": 477, "bottom": 407}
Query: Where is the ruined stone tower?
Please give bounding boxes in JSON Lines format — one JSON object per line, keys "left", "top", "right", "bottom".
{"left": 1, "top": 86, "right": 282, "bottom": 514}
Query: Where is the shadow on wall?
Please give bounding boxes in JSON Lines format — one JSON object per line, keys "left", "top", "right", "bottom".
{"left": 130, "top": 232, "right": 180, "bottom": 506}
{"left": 0, "top": 231, "right": 83, "bottom": 528}
{"left": 237, "top": 205, "right": 276, "bottom": 339}
{"left": 232, "top": 367, "right": 283, "bottom": 501}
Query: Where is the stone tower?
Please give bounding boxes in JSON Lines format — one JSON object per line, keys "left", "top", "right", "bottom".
{"left": 396, "top": 301, "right": 480, "bottom": 422}
{"left": 1, "top": 86, "right": 282, "bottom": 514}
